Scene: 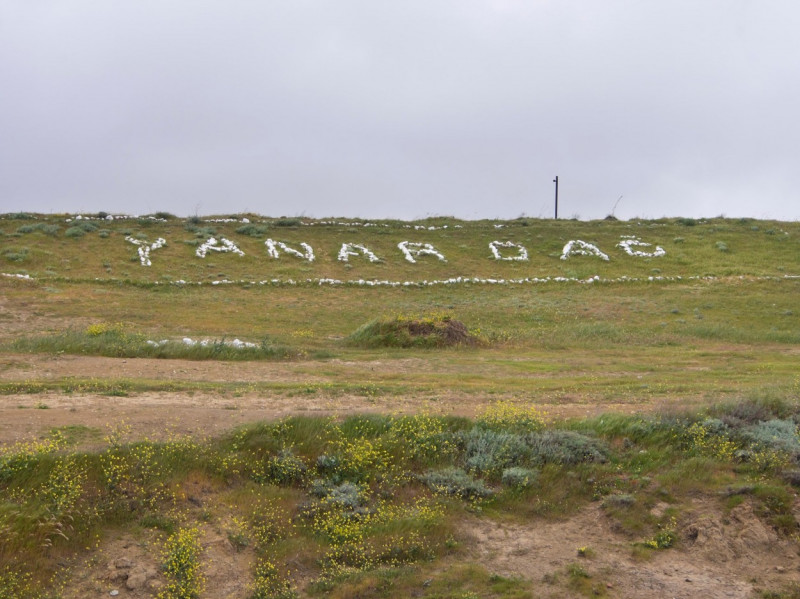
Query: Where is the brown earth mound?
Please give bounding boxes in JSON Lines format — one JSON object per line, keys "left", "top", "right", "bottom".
{"left": 406, "top": 317, "right": 476, "bottom": 346}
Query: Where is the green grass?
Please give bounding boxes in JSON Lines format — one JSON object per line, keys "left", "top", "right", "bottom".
{"left": 1, "top": 213, "right": 797, "bottom": 284}
{"left": 5, "top": 322, "right": 298, "bottom": 360}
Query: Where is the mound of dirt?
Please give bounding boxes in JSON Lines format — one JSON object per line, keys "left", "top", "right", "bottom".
{"left": 406, "top": 317, "right": 475, "bottom": 346}
{"left": 347, "top": 315, "right": 480, "bottom": 348}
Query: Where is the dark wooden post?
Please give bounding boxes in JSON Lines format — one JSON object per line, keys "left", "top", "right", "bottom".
{"left": 553, "top": 176, "right": 559, "bottom": 219}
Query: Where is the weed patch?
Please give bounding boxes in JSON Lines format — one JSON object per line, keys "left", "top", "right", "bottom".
{"left": 1, "top": 403, "right": 800, "bottom": 596}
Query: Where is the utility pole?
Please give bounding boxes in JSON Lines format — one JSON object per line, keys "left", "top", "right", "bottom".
{"left": 553, "top": 176, "right": 559, "bottom": 219}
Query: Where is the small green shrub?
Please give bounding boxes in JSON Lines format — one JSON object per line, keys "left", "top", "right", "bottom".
{"left": 741, "top": 420, "right": 800, "bottom": 456}
{"left": 315, "top": 454, "right": 340, "bottom": 475}
{"left": 258, "top": 449, "right": 307, "bottom": 486}
{"left": 1, "top": 248, "right": 28, "bottom": 262}
{"left": 309, "top": 480, "right": 365, "bottom": 513}
{"left": 390, "top": 414, "right": 456, "bottom": 464}
{"left": 251, "top": 559, "right": 297, "bottom": 599}
{"left": 421, "top": 467, "right": 493, "bottom": 499}
{"left": 460, "top": 428, "right": 529, "bottom": 475}
{"left": 716, "top": 400, "right": 780, "bottom": 427}
{"left": 158, "top": 526, "right": 205, "bottom": 599}
{"left": 476, "top": 401, "right": 545, "bottom": 434}
{"left": 275, "top": 218, "right": 301, "bottom": 227}
{"left": 64, "top": 226, "right": 85, "bottom": 238}
{"left": 500, "top": 467, "right": 538, "bottom": 489}
{"left": 640, "top": 517, "right": 677, "bottom": 549}
{"left": 524, "top": 431, "right": 608, "bottom": 465}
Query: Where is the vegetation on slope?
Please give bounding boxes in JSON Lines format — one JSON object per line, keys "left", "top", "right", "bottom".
{"left": 2, "top": 399, "right": 800, "bottom": 597}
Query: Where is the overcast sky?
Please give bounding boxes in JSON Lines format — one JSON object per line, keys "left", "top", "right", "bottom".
{"left": 1, "top": 1, "right": 798, "bottom": 221}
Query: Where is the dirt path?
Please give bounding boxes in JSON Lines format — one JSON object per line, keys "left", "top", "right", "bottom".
{"left": 0, "top": 389, "right": 663, "bottom": 446}
{"left": 0, "top": 352, "right": 711, "bottom": 445}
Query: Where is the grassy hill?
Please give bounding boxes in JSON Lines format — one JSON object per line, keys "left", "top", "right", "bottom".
{"left": 1, "top": 213, "right": 798, "bottom": 284}
{"left": 2, "top": 213, "right": 800, "bottom": 598}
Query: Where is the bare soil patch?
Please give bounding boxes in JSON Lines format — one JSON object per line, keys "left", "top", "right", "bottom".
{"left": 463, "top": 498, "right": 800, "bottom": 598}
{"left": 62, "top": 498, "right": 800, "bottom": 599}
{"left": 0, "top": 389, "right": 660, "bottom": 447}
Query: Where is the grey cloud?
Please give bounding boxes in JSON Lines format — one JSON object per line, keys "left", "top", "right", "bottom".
{"left": 1, "top": 0, "right": 797, "bottom": 220}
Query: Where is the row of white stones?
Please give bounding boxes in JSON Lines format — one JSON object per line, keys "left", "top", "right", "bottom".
{"left": 5, "top": 272, "right": 799, "bottom": 286}
{"left": 121, "top": 237, "right": 665, "bottom": 266}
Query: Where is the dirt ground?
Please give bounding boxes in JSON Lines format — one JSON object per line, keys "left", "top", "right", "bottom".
{"left": 0, "top": 353, "right": 705, "bottom": 447}
{"left": 62, "top": 497, "right": 800, "bottom": 599}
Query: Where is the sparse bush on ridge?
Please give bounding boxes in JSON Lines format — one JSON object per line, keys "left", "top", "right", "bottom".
{"left": 237, "top": 223, "right": 270, "bottom": 237}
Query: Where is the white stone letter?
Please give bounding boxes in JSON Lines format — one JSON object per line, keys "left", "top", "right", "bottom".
{"left": 616, "top": 236, "right": 666, "bottom": 257}
{"left": 196, "top": 237, "right": 245, "bottom": 258}
{"left": 265, "top": 239, "right": 315, "bottom": 262}
{"left": 397, "top": 241, "right": 446, "bottom": 264}
{"left": 338, "top": 243, "right": 379, "bottom": 263}
{"left": 126, "top": 236, "right": 167, "bottom": 267}
{"left": 560, "top": 240, "right": 609, "bottom": 261}
{"left": 489, "top": 241, "right": 528, "bottom": 261}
